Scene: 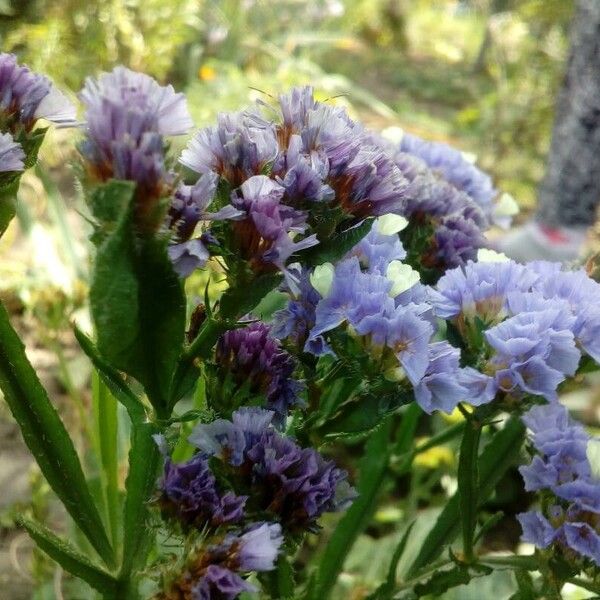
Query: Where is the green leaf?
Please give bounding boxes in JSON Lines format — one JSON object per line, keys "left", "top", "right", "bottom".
{"left": 0, "top": 177, "right": 20, "bottom": 237}
{"left": 219, "top": 272, "right": 283, "bottom": 319}
{"left": 302, "top": 219, "right": 374, "bottom": 267}
{"left": 367, "top": 522, "right": 416, "bottom": 600}
{"left": 320, "top": 387, "right": 413, "bottom": 439}
{"left": 309, "top": 417, "right": 392, "bottom": 600}
{"left": 89, "top": 181, "right": 186, "bottom": 416}
{"left": 119, "top": 421, "right": 161, "bottom": 580}
{"left": 413, "top": 563, "right": 492, "bottom": 597}
{"left": 18, "top": 517, "right": 117, "bottom": 594}
{"left": 74, "top": 325, "right": 146, "bottom": 422}
{"left": 458, "top": 419, "right": 481, "bottom": 562}
{"left": 0, "top": 301, "right": 114, "bottom": 567}
{"left": 407, "top": 417, "right": 525, "bottom": 576}
{"left": 92, "top": 373, "right": 120, "bottom": 548}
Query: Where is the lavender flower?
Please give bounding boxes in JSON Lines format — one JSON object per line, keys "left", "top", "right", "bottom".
{"left": 0, "top": 53, "right": 76, "bottom": 130}
{"left": 215, "top": 321, "right": 304, "bottom": 424}
{"left": 272, "top": 266, "right": 325, "bottom": 353}
{"left": 192, "top": 565, "right": 255, "bottom": 600}
{"left": 433, "top": 214, "right": 487, "bottom": 269}
{"left": 181, "top": 110, "right": 278, "bottom": 187}
{"left": 347, "top": 222, "right": 407, "bottom": 274}
{"left": 79, "top": 66, "right": 191, "bottom": 202}
{"left": 159, "top": 453, "right": 246, "bottom": 528}
{"left": 431, "top": 260, "right": 538, "bottom": 321}
{"left": 229, "top": 175, "right": 318, "bottom": 282}
{"left": 189, "top": 408, "right": 355, "bottom": 530}
{"left": 399, "top": 132, "right": 496, "bottom": 219}
{"left": 178, "top": 523, "right": 283, "bottom": 600}
{"left": 485, "top": 308, "right": 580, "bottom": 401}
{"left": 414, "top": 341, "right": 487, "bottom": 414}
{"left": 517, "top": 404, "right": 600, "bottom": 567}
{"left": 0, "top": 132, "right": 24, "bottom": 172}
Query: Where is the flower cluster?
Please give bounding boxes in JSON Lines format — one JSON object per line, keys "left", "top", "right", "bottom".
{"left": 160, "top": 522, "right": 283, "bottom": 599}
{"left": 517, "top": 403, "right": 600, "bottom": 568}
{"left": 431, "top": 259, "right": 600, "bottom": 403}
{"left": 0, "top": 53, "right": 76, "bottom": 132}
{"left": 79, "top": 67, "right": 192, "bottom": 229}
{"left": 189, "top": 408, "right": 355, "bottom": 531}
{"left": 214, "top": 321, "right": 304, "bottom": 425}
{"left": 276, "top": 217, "right": 490, "bottom": 414}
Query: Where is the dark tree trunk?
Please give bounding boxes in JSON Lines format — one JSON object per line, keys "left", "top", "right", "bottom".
{"left": 536, "top": 0, "right": 600, "bottom": 228}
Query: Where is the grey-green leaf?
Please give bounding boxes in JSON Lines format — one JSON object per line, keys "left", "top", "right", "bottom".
{"left": 18, "top": 517, "right": 117, "bottom": 594}
{"left": 0, "top": 301, "right": 114, "bottom": 567}
{"left": 407, "top": 417, "right": 525, "bottom": 576}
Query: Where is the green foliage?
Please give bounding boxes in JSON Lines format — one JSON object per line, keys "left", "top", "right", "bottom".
{"left": 0, "top": 300, "right": 115, "bottom": 567}
{"left": 89, "top": 181, "right": 186, "bottom": 416}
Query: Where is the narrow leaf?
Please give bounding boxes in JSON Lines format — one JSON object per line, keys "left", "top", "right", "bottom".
{"left": 407, "top": 417, "right": 525, "bottom": 576}
{"left": 0, "top": 302, "right": 114, "bottom": 567}
{"left": 303, "top": 219, "right": 374, "bottom": 267}
{"left": 120, "top": 421, "right": 161, "bottom": 579}
{"left": 310, "top": 417, "right": 392, "bottom": 600}
{"left": 74, "top": 325, "right": 145, "bottom": 422}
{"left": 18, "top": 517, "right": 117, "bottom": 594}
{"left": 458, "top": 419, "right": 481, "bottom": 562}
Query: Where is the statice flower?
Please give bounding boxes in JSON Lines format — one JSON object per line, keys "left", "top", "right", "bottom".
{"left": 434, "top": 214, "right": 487, "bottom": 269}
{"left": 166, "top": 171, "right": 241, "bottom": 276}
{"left": 181, "top": 110, "right": 279, "bottom": 187}
{"left": 189, "top": 408, "right": 355, "bottom": 530}
{"left": 0, "top": 53, "right": 76, "bottom": 130}
{"left": 79, "top": 66, "right": 192, "bottom": 209}
{"left": 517, "top": 404, "right": 600, "bottom": 567}
{"left": 229, "top": 175, "right": 318, "bottom": 284}
{"left": 347, "top": 221, "right": 407, "bottom": 274}
{"left": 399, "top": 132, "right": 497, "bottom": 220}
{"left": 215, "top": 321, "right": 304, "bottom": 424}
{"left": 0, "top": 132, "right": 24, "bottom": 172}
{"left": 414, "top": 342, "right": 495, "bottom": 414}
{"left": 430, "top": 260, "right": 538, "bottom": 322}
{"left": 159, "top": 453, "right": 247, "bottom": 529}
{"left": 272, "top": 266, "right": 325, "bottom": 353}
{"left": 168, "top": 523, "right": 283, "bottom": 600}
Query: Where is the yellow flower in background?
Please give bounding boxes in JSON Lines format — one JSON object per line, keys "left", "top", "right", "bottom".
{"left": 199, "top": 65, "right": 216, "bottom": 81}
{"left": 414, "top": 438, "right": 454, "bottom": 469}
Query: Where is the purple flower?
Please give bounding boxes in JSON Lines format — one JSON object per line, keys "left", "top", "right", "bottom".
{"left": 356, "top": 305, "right": 433, "bottom": 384}
{"left": 347, "top": 222, "right": 406, "bottom": 274}
{"left": 0, "top": 132, "right": 24, "bottom": 172}
{"left": 79, "top": 66, "right": 191, "bottom": 200}
{"left": 181, "top": 110, "right": 278, "bottom": 187}
{"left": 0, "top": 53, "right": 76, "bottom": 130}
{"left": 230, "top": 175, "right": 318, "bottom": 284}
{"left": 563, "top": 523, "right": 600, "bottom": 564}
{"left": 399, "top": 132, "right": 496, "bottom": 219}
{"left": 431, "top": 260, "right": 539, "bottom": 321}
{"left": 159, "top": 453, "right": 246, "bottom": 528}
{"left": 233, "top": 522, "right": 283, "bottom": 571}
{"left": 215, "top": 321, "right": 304, "bottom": 424}
{"left": 189, "top": 408, "right": 356, "bottom": 529}
{"left": 272, "top": 267, "right": 326, "bottom": 353}
{"left": 192, "top": 565, "right": 255, "bottom": 600}
{"left": 517, "top": 404, "right": 600, "bottom": 566}
{"left": 167, "top": 236, "right": 212, "bottom": 278}
{"left": 330, "top": 146, "right": 408, "bottom": 218}
{"left": 433, "top": 214, "right": 487, "bottom": 269}
{"left": 273, "top": 134, "right": 333, "bottom": 203}
{"left": 485, "top": 309, "right": 580, "bottom": 401}
{"left": 414, "top": 342, "right": 471, "bottom": 414}
{"left": 516, "top": 511, "right": 556, "bottom": 549}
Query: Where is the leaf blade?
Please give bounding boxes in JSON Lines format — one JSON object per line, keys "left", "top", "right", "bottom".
{"left": 18, "top": 517, "right": 117, "bottom": 594}
{"left": 0, "top": 302, "right": 114, "bottom": 567}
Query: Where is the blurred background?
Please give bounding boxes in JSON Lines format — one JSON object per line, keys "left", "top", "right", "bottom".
{"left": 1, "top": 1, "right": 595, "bottom": 598}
